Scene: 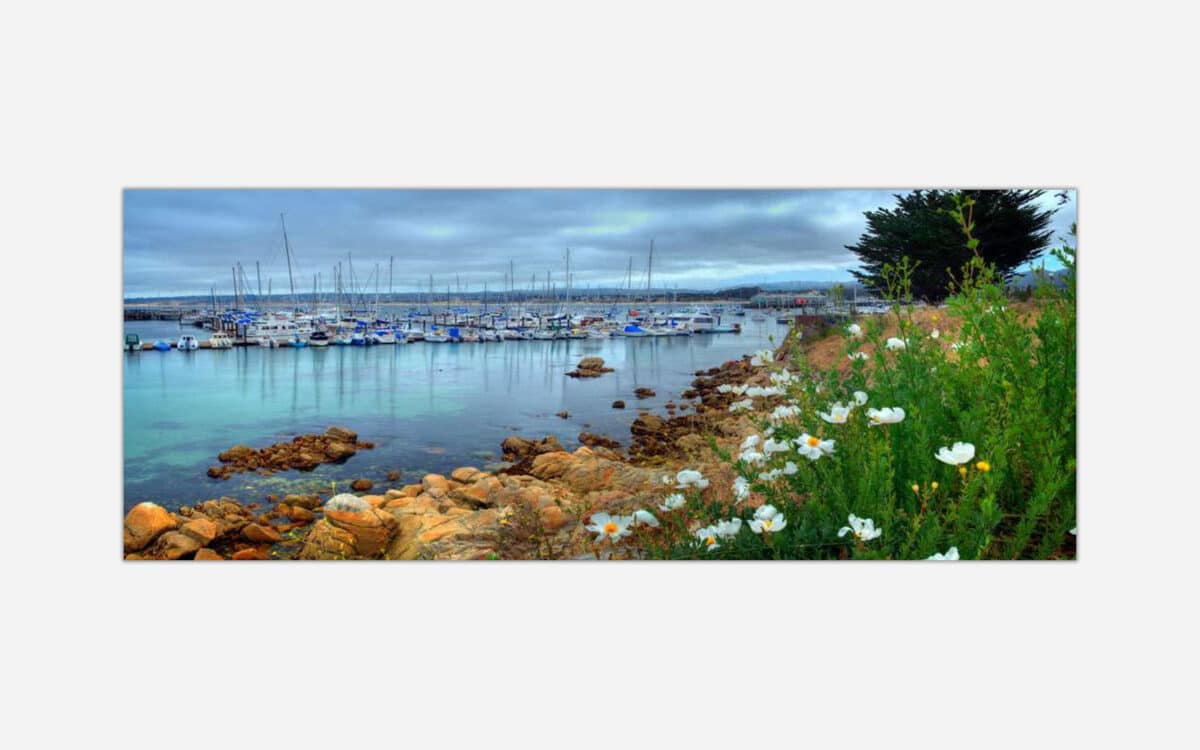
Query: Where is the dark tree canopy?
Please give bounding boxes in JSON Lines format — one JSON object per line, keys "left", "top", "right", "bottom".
{"left": 846, "top": 190, "right": 1056, "bottom": 302}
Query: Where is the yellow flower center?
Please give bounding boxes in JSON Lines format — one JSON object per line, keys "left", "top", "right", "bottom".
{"left": 705, "top": 536, "right": 716, "bottom": 546}
{"left": 806, "top": 436, "right": 819, "bottom": 447}
{"left": 604, "top": 522, "right": 618, "bottom": 534}
{"left": 762, "top": 519, "right": 773, "bottom": 531}
{"left": 976, "top": 461, "right": 991, "bottom": 472}
{"left": 959, "top": 466, "right": 967, "bottom": 475}
{"left": 931, "top": 481, "right": 939, "bottom": 490}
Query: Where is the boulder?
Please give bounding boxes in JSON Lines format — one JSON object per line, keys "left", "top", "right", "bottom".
{"left": 634, "top": 387, "right": 656, "bottom": 399}
{"left": 123, "top": 502, "right": 179, "bottom": 552}
{"left": 152, "top": 531, "right": 202, "bottom": 560}
{"left": 449, "top": 467, "right": 480, "bottom": 483}
{"left": 231, "top": 547, "right": 269, "bottom": 560}
{"left": 180, "top": 518, "right": 218, "bottom": 546}
{"left": 242, "top": 523, "right": 282, "bottom": 544}
{"left": 611, "top": 400, "right": 625, "bottom": 409}
{"left": 579, "top": 432, "right": 621, "bottom": 450}
{"left": 422, "top": 474, "right": 451, "bottom": 493}
{"left": 284, "top": 494, "right": 321, "bottom": 510}
{"left": 194, "top": 548, "right": 224, "bottom": 561}
{"left": 350, "top": 478, "right": 373, "bottom": 492}
{"left": 566, "top": 356, "right": 614, "bottom": 378}
{"left": 317, "top": 507, "right": 398, "bottom": 557}
{"left": 324, "top": 425, "right": 358, "bottom": 443}
{"left": 325, "top": 493, "right": 371, "bottom": 512}
{"left": 500, "top": 435, "right": 565, "bottom": 462}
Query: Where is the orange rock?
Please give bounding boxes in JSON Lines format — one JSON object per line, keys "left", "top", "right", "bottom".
{"left": 422, "top": 474, "right": 450, "bottom": 493}
{"left": 450, "top": 466, "right": 480, "bottom": 483}
{"left": 286, "top": 505, "right": 315, "bottom": 522}
{"left": 232, "top": 547, "right": 269, "bottom": 560}
{"left": 242, "top": 523, "right": 282, "bottom": 543}
{"left": 350, "top": 478, "right": 373, "bottom": 492}
{"left": 180, "top": 518, "right": 218, "bottom": 546}
{"left": 194, "top": 548, "right": 224, "bottom": 560}
{"left": 362, "top": 494, "right": 386, "bottom": 508}
{"left": 539, "top": 505, "right": 568, "bottom": 531}
{"left": 124, "top": 502, "right": 179, "bottom": 552}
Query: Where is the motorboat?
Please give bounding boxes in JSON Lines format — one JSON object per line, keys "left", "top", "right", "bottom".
{"left": 479, "top": 329, "right": 500, "bottom": 342}
{"left": 124, "top": 333, "right": 142, "bottom": 352}
{"left": 332, "top": 331, "right": 353, "bottom": 346}
{"left": 350, "top": 331, "right": 367, "bottom": 346}
{"left": 208, "top": 332, "right": 234, "bottom": 349}
{"left": 621, "top": 324, "right": 650, "bottom": 337}
{"left": 532, "top": 329, "right": 557, "bottom": 340}
{"left": 424, "top": 332, "right": 451, "bottom": 343}
{"left": 152, "top": 339, "right": 172, "bottom": 351}
{"left": 369, "top": 328, "right": 397, "bottom": 345}
{"left": 288, "top": 332, "right": 309, "bottom": 348}
{"left": 308, "top": 330, "right": 331, "bottom": 347}
{"left": 710, "top": 323, "right": 741, "bottom": 333}
{"left": 177, "top": 334, "right": 199, "bottom": 351}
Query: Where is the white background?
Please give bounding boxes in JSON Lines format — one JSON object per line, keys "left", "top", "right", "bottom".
{"left": 2, "top": 1, "right": 1195, "bottom": 748}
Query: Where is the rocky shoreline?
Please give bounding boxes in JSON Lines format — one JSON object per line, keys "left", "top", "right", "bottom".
{"left": 125, "top": 348, "right": 792, "bottom": 560}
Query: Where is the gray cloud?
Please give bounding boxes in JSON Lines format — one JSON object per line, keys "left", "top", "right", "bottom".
{"left": 123, "top": 189, "right": 1077, "bottom": 297}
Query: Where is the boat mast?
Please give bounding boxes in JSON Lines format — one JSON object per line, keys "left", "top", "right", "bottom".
{"left": 280, "top": 213, "right": 298, "bottom": 312}
{"left": 256, "top": 261, "right": 263, "bottom": 313}
{"left": 646, "top": 238, "right": 654, "bottom": 306}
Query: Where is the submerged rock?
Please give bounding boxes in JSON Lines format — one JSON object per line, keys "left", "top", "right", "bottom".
{"left": 500, "top": 435, "right": 565, "bottom": 462}
{"left": 207, "top": 426, "right": 373, "bottom": 479}
{"left": 566, "top": 356, "right": 614, "bottom": 378}
{"left": 350, "top": 478, "right": 373, "bottom": 492}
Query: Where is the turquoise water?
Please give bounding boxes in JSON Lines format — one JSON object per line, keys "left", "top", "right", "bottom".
{"left": 123, "top": 321, "right": 789, "bottom": 510}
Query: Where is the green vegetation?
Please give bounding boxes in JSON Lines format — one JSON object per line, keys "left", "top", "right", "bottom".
{"left": 606, "top": 195, "right": 1076, "bottom": 560}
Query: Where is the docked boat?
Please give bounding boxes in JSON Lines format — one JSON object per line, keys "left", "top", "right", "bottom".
{"left": 152, "top": 339, "right": 172, "bottom": 351}
{"left": 424, "top": 332, "right": 451, "bottom": 343}
{"left": 288, "top": 332, "right": 308, "bottom": 347}
{"left": 350, "top": 331, "right": 367, "bottom": 346}
{"left": 124, "top": 333, "right": 142, "bottom": 352}
{"left": 208, "top": 332, "right": 234, "bottom": 349}
{"left": 369, "top": 328, "right": 397, "bottom": 344}
{"left": 177, "top": 334, "right": 199, "bottom": 351}
{"left": 710, "top": 323, "right": 741, "bottom": 333}
{"left": 308, "top": 330, "right": 331, "bottom": 347}
{"left": 621, "top": 324, "right": 650, "bottom": 337}
{"left": 531, "top": 329, "right": 557, "bottom": 340}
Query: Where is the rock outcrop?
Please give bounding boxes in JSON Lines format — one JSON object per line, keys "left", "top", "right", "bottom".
{"left": 566, "top": 356, "right": 614, "bottom": 378}
{"left": 206, "top": 426, "right": 374, "bottom": 480}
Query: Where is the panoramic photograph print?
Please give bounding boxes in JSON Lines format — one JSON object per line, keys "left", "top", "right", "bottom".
{"left": 122, "top": 188, "right": 1077, "bottom": 561}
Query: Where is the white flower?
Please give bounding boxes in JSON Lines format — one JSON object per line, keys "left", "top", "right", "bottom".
{"left": 662, "top": 475, "right": 673, "bottom": 485}
{"left": 717, "top": 384, "right": 733, "bottom": 393}
{"left": 714, "top": 518, "right": 742, "bottom": 538}
{"left": 782, "top": 461, "right": 798, "bottom": 475}
{"left": 769, "top": 370, "right": 794, "bottom": 386}
{"left": 853, "top": 390, "right": 868, "bottom": 406}
{"left": 632, "top": 509, "right": 660, "bottom": 528}
{"left": 659, "top": 493, "right": 686, "bottom": 512}
{"left": 739, "top": 448, "right": 766, "bottom": 465}
{"left": 586, "top": 512, "right": 633, "bottom": 543}
{"left": 927, "top": 547, "right": 959, "bottom": 560}
{"left": 730, "top": 384, "right": 748, "bottom": 396}
{"left": 694, "top": 525, "right": 721, "bottom": 552}
{"left": 729, "top": 398, "right": 754, "bottom": 413}
{"left": 675, "top": 469, "right": 710, "bottom": 490}
{"left": 837, "top": 514, "right": 882, "bottom": 541}
{"left": 796, "top": 433, "right": 836, "bottom": 461}
{"left": 848, "top": 352, "right": 869, "bottom": 361}
{"left": 886, "top": 337, "right": 907, "bottom": 351}
{"left": 818, "top": 403, "right": 854, "bottom": 425}
{"left": 758, "top": 468, "right": 782, "bottom": 481}
{"left": 732, "top": 476, "right": 751, "bottom": 503}
{"left": 740, "top": 434, "right": 761, "bottom": 451}
{"left": 1069, "top": 526, "right": 1077, "bottom": 535}
{"left": 749, "top": 504, "right": 787, "bottom": 534}
{"left": 930, "top": 329, "right": 940, "bottom": 339}
{"left": 866, "top": 407, "right": 906, "bottom": 426}
{"left": 770, "top": 404, "right": 801, "bottom": 421}
{"left": 763, "top": 437, "right": 791, "bottom": 454}
{"left": 950, "top": 341, "right": 965, "bottom": 352}
{"left": 935, "top": 442, "right": 976, "bottom": 465}
{"left": 764, "top": 426, "right": 775, "bottom": 437}
{"left": 750, "top": 349, "right": 774, "bottom": 366}
{"left": 848, "top": 323, "right": 863, "bottom": 338}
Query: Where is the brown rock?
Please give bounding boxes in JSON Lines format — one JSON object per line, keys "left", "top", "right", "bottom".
{"left": 153, "top": 531, "right": 202, "bottom": 560}
{"left": 242, "top": 523, "right": 282, "bottom": 544}
{"left": 194, "top": 548, "right": 224, "bottom": 560}
{"left": 232, "top": 547, "right": 269, "bottom": 560}
{"left": 422, "top": 474, "right": 450, "bottom": 493}
{"left": 180, "top": 518, "right": 218, "bottom": 546}
{"left": 539, "top": 505, "right": 569, "bottom": 531}
{"left": 566, "top": 356, "right": 614, "bottom": 378}
{"left": 611, "top": 400, "right": 625, "bottom": 409}
{"left": 325, "top": 425, "right": 358, "bottom": 443}
{"left": 579, "top": 432, "right": 620, "bottom": 450}
{"left": 324, "top": 508, "right": 398, "bottom": 557}
{"left": 500, "top": 435, "right": 565, "bottom": 461}
{"left": 123, "top": 502, "right": 179, "bottom": 552}
{"left": 449, "top": 467, "right": 480, "bottom": 483}
{"left": 286, "top": 505, "right": 315, "bottom": 523}
{"left": 284, "top": 494, "right": 321, "bottom": 510}
{"left": 350, "top": 478, "right": 373, "bottom": 492}
{"left": 386, "top": 470, "right": 401, "bottom": 482}
{"left": 634, "top": 387, "right": 656, "bottom": 399}
{"left": 555, "top": 411, "right": 571, "bottom": 419}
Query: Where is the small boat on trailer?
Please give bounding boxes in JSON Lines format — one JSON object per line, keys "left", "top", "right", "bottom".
{"left": 124, "top": 333, "right": 142, "bottom": 352}
{"left": 177, "top": 334, "right": 199, "bottom": 351}
{"left": 208, "top": 331, "right": 234, "bottom": 349}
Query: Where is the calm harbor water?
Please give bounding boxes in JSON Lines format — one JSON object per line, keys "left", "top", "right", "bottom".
{"left": 123, "top": 319, "right": 789, "bottom": 511}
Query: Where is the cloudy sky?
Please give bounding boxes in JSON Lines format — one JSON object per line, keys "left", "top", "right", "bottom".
{"left": 123, "top": 189, "right": 1076, "bottom": 298}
